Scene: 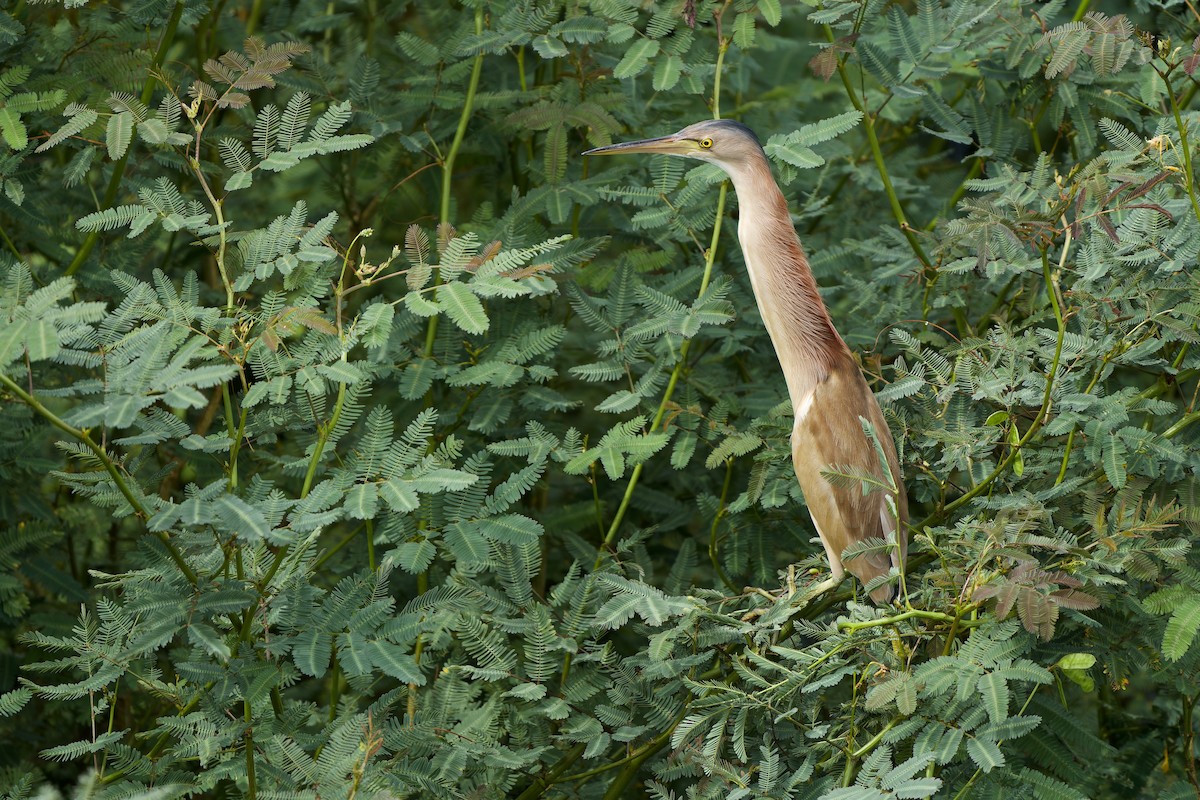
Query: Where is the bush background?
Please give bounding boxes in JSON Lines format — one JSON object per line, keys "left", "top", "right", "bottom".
{"left": 3, "top": 0, "right": 1200, "bottom": 798}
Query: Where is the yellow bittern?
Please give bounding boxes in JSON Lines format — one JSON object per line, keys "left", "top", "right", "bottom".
{"left": 584, "top": 120, "right": 908, "bottom": 602}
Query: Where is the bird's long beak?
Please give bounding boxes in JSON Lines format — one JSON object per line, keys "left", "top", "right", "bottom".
{"left": 582, "top": 134, "right": 694, "bottom": 157}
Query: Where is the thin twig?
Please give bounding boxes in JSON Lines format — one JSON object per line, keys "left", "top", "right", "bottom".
{"left": 0, "top": 371, "right": 197, "bottom": 585}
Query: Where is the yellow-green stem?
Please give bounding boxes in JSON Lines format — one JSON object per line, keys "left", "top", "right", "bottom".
{"left": 921, "top": 235, "right": 1069, "bottom": 526}
{"left": 408, "top": 13, "right": 485, "bottom": 701}
{"left": 709, "top": 459, "right": 737, "bottom": 593}
{"left": 828, "top": 28, "right": 932, "bottom": 270}
{"left": 850, "top": 719, "right": 898, "bottom": 759}
{"left": 419, "top": 7, "right": 486, "bottom": 390}
{"left": 301, "top": 380, "right": 348, "bottom": 499}
{"left": 190, "top": 158, "right": 236, "bottom": 313}
{"left": 513, "top": 743, "right": 587, "bottom": 800}
{"left": 595, "top": 182, "right": 728, "bottom": 560}
{"left": 0, "top": 222, "right": 19, "bottom": 261}
{"left": 601, "top": 719, "right": 678, "bottom": 800}
{"left": 244, "top": 698, "right": 257, "bottom": 800}
{"left": 0, "top": 372, "right": 197, "bottom": 584}
{"left": 838, "top": 608, "right": 976, "bottom": 633}
{"left": 952, "top": 682, "right": 1043, "bottom": 799}
{"left": 592, "top": 11, "right": 731, "bottom": 569}
{"left": 516, "top": 46, "right": 528, "bottom": 93}
{"left": 1162, "top": 70, "right": 1200, "bottom": 226}
{"left": 245, "top": 0, "right": 264, "bottom": 35}
{"left": 439, "top": 8, "right": 485, "bottom": 228}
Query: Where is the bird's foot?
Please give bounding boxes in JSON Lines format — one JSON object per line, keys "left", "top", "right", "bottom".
{"left": 740, "top": 568, "right": 842, "bottom": 616}
{"left": 799, "top": 571, "right": 845, "bottom": 603}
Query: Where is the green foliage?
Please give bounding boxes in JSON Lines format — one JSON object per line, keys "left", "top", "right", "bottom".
{"left": 2, "top": 1, "right": 1200, "bottom": 799}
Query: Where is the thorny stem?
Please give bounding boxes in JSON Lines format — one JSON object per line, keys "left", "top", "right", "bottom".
{"left": 66, "top": 0, "right": 184, "bottom": 276}
{"left": 0, "top": 372, "right": 197, "bottom": 585}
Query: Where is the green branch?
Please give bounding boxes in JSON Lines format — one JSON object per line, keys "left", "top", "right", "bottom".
{"left": 709, "top": 458, "right": 738, "bottom": 594}
{"left": 300, "top": 379, "right": 349, "bottom": 500}
{"left": 189, "top": 156, "right": 236, "bottom": 313}
{"left": 244, "top": 698, "right": 257, "bottom": 800}
{"left": 439, "top": 7, "right": 485, "bottom": 228}
{"left": 1161, "top": 68, "right": 1200, "bottom": 227}
{"left": 838, "top": 608, "right": 980, "bottom": 633}
{"left": 921, "top": 233, "right": 1070, "bottom": 527}
{"left": 828, "top": 28, "right": 932, "bottom": 270}
{"left": 596, "top": 181, "right": 729, "bottom": 560}
{"left": 594, "top": 26, "right": 732, "bottom": 560}
{"left": 602, "top": 721, "right": 677, "bottom": 800}
{"left": 0, "top": 371, "right": 197, "bottom": 585}
{"left": 420, "top": 6, "right": 486, "bottom": 392}
{"left": 512, "top": 744, "right": 586, "bottom": 800}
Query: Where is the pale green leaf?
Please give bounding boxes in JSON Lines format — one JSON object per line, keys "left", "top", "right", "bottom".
{"left": 105, "top": 111, "right": 133, "bottom": 160}
{"left": 439, "top": 281, "right": 489, "bottom": 335}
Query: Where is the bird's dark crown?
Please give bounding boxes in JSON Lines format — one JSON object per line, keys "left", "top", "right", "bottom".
{"left": 691, "top": 119, "right": 762, "bottom": 146}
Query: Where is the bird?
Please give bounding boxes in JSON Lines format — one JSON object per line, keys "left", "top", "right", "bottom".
{"left": 583, "top": 119, "right": 908, "bottom": 603}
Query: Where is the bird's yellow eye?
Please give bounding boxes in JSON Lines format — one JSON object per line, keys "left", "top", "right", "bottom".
{"left": 699, "top": 137, "right": 714, "bottom": 149}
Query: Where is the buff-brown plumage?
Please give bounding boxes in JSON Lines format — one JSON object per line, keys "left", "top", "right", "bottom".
{"left": 584, "top": 120, "right": 907, "bottom": 602}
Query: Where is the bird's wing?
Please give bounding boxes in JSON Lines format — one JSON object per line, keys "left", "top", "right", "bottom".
{"left": 791, "top": 356, "right": 908, "bottom": 601}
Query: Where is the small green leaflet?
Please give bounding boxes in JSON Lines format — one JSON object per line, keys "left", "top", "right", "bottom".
{"left": 106, "top": 111, "right": 133, "bottom": 160}
{"left": 438, "top": 282, "right": 489, "bottom": 334}
{"left": 213, "top": 494, "right": 273, "bottom": 543}
{"left": 758, "top": 0, "right": 782, "bottom": 25}
{"left": 614, "top": 38, "right": 659, "bottom": 80}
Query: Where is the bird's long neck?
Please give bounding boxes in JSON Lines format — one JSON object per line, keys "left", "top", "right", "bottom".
{"left": 727, "top": 161, "right": 849, "bottom": 406}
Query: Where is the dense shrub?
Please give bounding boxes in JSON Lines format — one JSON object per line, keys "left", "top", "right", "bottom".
{"left": 2, "top": 1, "right": 1200, "bottom": 798}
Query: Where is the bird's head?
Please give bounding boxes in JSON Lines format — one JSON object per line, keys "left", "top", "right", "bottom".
{"left": 582, "top": 119, "right": 765, "bottom": 173}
